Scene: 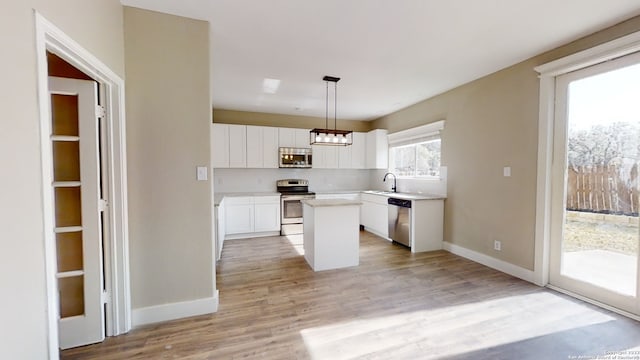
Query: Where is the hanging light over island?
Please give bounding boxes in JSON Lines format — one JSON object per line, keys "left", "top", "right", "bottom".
{"left": 310, "top": 76, "right": 353, "bottom": 146}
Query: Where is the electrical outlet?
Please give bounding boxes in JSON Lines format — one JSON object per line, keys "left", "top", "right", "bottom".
{"left": 494, "top": 240, "right": 502, "bottom": 251}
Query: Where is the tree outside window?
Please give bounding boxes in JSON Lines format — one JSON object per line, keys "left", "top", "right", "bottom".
{"left": 389, "top": 139, "right": 441, "bottom": 178}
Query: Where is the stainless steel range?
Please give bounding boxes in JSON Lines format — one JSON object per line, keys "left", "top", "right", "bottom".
{"left": 277, "top": 179, "right": 315, "bottom": 235}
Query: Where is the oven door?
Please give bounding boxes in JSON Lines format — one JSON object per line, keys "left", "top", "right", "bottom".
{"left": 281, "top": 195, "right": 312, "bottom": 224}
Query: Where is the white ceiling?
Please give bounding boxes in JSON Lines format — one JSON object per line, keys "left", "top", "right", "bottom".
{"left": 121, "top": 0, "right": 640, "bottom": 121}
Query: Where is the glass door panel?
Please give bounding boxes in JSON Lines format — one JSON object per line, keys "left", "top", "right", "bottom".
{"left": 550, "top": 52, "right": 640, "bottom": 314}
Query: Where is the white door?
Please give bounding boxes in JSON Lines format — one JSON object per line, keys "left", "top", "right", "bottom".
{"left": 49, "top": 77, "right": 105, "bottom": 349}
{"left": 549, "top": 53, "right": 640, "bottom": 315}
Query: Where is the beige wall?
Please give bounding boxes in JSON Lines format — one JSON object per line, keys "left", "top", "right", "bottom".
{"left": 124, "top": 7, "right": 214, "bottom": 308}
{"left": 214, "top": 109, "right": 373, "bottom": 132}
{"left": 372, "top": 15, "right": 640, "bottom": 271}
{"left": 0, "top": 1, "right": 124, "bottom": 358}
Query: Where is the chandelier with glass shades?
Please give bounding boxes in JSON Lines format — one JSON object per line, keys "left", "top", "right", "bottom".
{"left": 310, "top": 75, "right": 353, "bottom": 146}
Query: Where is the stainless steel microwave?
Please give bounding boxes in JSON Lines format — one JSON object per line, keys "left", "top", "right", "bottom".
{"left": 279, "top": 147, "right": 312, "bottom": 168}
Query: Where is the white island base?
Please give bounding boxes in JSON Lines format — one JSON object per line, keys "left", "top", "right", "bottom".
{"left": 302, "top": 199, "right": 361, "bottom": 271}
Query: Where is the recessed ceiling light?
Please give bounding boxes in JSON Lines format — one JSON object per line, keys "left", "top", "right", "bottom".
{"left": 262, "top": 78, "right": 281, "bottom": 94}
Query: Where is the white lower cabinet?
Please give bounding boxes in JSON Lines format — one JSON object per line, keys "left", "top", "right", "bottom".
{"left": 224, "top": 197, "right": 254, "bottom": 234}
{"left": 215, "top": 200, "right": 226, "bottom": 261}
{"left": 224, "top": 195, "right": 280, "bottom": 238}
{"left": 360, "top": 193, "right": 389, "bottom": 238}
{"left": 254, "top": 197, "right": 281, "bottom": 232}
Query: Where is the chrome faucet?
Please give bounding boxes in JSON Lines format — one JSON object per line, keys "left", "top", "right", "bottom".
{"left": 383, "top": 172, "right": 397, "bottom": 192}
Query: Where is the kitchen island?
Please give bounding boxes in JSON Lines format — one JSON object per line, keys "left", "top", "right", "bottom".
{"left": 301, "top": 199, "right": 362, "bottom": 271}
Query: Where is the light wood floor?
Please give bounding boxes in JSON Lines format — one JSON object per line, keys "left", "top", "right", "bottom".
{"left": 62, "top": 231, "right": 640, "bottom": 359}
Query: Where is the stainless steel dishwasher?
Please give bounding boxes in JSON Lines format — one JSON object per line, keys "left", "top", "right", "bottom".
{"left": 388, "top": 197, "right": 412, "bottom": 248}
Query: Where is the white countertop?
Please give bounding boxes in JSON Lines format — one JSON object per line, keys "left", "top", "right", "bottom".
{"left": 361, "top": 190, "right": 446, "bottom": 200}
{"left": 301, "top": 199, "right": 362, "bottom": 207}
{"left": 214, "top": 190, "right": 446, "bottom": 206}
{"left": 314, "top": 190, "right": 362, "bottom": 195}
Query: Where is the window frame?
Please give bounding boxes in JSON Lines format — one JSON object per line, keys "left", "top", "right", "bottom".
{"left": 387, "top": 120, "right": 445, "bottom": 180}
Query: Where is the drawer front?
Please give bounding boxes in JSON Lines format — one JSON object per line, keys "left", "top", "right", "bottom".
{"left": 361, "top": 193, "right": 388, "bottom": 205}
{"left": 316, "top": 193, "right": 360, "bottom": 201}
{"left": 224, "top": 196, "right": 253, "bottom": 206}
{"left": 253, "top": 195, "right": 280, "bottom": 204}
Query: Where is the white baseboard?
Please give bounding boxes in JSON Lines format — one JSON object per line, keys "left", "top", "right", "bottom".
{"left": 225, "top": 231, "right": 280, "bottom": 240}
{"left": 132, "top": 290, "right": 219, "bottom": 327}
{"left": 443, "top": 241, "right": 536, "bottom": 284}
{"left": 546, "top": 285, "right": 640, "bottom": 322}
{"left": 362, "top": 227, "right": 391, "bottom": 241}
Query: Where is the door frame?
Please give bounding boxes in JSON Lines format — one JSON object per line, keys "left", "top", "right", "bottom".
{"left": 34, "top": 12, "right": 131, "bottom": 359}
{"left": 534, "top": 29, "right": 640, "bottom": 318}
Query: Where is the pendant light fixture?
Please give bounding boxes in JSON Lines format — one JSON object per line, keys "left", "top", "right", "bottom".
{"left": 310, "top": 75, "right": 353, "bottom": 146}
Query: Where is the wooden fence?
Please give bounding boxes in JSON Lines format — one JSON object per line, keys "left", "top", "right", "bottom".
{"left": 566, "top": 164, "right": 639, "bottom": 215}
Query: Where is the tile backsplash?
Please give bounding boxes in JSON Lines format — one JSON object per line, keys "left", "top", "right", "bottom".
{"left": 213, "top": 168, "right": 371, "bottom": 193}
{"left": 213, "top": 167, "right": 447, "bottom": 196}
{"left": 369, "top": 167, "right": 447, "bottom": 196}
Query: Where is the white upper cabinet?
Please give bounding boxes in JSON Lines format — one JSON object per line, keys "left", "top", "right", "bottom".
{"left": 366, "top": 129, "right": 388, "bottom": 169}
{"left": 246, "top": 126, "right": 262, "bottom": 168}
{"left": 212, "top": 123, "right": 229, "bottom": 168}
{"left": 213, "top": 124, "right": 373, "bottom": 169}
{"left": 312, "top": 145, "right": 338, "bottom": 169}
{"left": 262, "top": 127, "right": 279, "bottom": 168}
{"left": 279, "top": 127, "right": 310, "bottom": 148}
{"left": 278, "top": 127, "right": 295, "bottom": 148}
{"left": 338, "top": 143, "right": 352, "bottom": 169}
{"left": 351, "top": 132, "right": 366, "bottom": 169}
{"left": 295, "top": 128, "right": 311, "bottom": 148}
{"left": 337, "top": 132, "right": 366, "bottom": 169}
{"left": 228, "top": 124, "right": 247, "bottom": 168}
{"left": 313, "top": 131, "right": 366, "bottom": 169}
{"left": 246, "top": 126, "right": 279, "bottom": 168}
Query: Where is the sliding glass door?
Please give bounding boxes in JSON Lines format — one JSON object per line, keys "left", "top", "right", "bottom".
{"left": 549, "top": 51, "right": 640, "bottom": 315}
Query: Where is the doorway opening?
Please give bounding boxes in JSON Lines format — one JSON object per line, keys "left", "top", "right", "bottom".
{"left": 535, "top": 31, "right": 640, "bottom": 319}
{"left": 35, "top": 12, "right": 131, "bottom": 359}
{"left": 549, "top": 52, "right": 640, "bottom": 314}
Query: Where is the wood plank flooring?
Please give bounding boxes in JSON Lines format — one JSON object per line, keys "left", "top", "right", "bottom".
{"left": 62, "top": 231, "right": 640, "bottom": 359}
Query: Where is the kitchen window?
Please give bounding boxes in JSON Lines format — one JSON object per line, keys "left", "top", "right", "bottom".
{"left": 388, "top": 120, "right": 445, "bottom": 179}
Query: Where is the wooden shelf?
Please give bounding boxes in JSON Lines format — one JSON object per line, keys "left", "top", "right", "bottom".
{"left": 53, "top": 181, "right": 81, "bottom": 187}
{"left": 55, "top": 226, "right": 83, "bottom": 233}
{"left": 56, "top": 270, "right": 84, "bottom": 278}
{"left": 51, "top": 135, "right": 80, "bottom": 142}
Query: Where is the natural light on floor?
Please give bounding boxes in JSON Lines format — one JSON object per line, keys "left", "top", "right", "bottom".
{"left": 285, "top": 234, "right": 305, "bottom": 255}
{"left": 300, "top": 292, "right": 617, "bottom": 359}
{"left": 563, "top": 250, "right": 637, "bottom": 296}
